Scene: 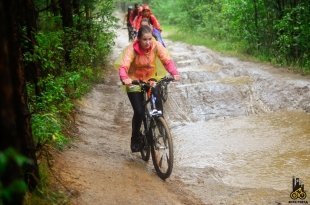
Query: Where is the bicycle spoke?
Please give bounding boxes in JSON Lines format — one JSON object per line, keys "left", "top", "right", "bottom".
{"left": 159, "top": 155, "right": 163, "bottom": 168}
{"left": 161, "top": 153, "right": 169, "bottom": 169}
{"left": 165, "top": 153, "right": 170, "bottom": 165}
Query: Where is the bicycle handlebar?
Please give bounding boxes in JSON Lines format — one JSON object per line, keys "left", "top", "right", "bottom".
{"left": 131, "top": 76, "right": 174, "bottom": 86}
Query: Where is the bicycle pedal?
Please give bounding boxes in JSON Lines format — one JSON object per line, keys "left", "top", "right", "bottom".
{"left": 150, "top": 109, "right": 162, "bottom": 115}
{"left": 158, "top": 145, "right": 166, "bottom": 150}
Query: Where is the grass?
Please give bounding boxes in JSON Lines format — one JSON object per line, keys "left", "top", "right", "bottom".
{"left": 163, "top": 25, "right": 250, "bottom": 57}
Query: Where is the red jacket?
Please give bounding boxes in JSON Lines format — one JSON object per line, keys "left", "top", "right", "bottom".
{"left": 133, "top": 15, "right": 161, "bottom": 31}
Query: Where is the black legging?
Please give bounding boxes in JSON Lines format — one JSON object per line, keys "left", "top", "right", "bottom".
{"left": 127, "top": 92, "right": 144, "bottom": 140}
{"left": 127, "top": 87, "right": 163, "bottom": 139}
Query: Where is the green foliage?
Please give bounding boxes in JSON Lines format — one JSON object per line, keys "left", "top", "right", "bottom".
{"left": 24, "top": 31, "right": 65, "bottom": 77}
{"left": 31, "top": 113, "right": 68, "bottom": 149}
{"left": 25, "top": 0, "right": 116, "bottom": 150}
{"left": 274, "top": 2, "right": 310, "bottom": 67}
{"left": 38, "top": 15, "right": 63, "bottom": 31}
{"left": 0, "top": 148, "right": 31, "bottom": 204}
{"left": 151, "top": 0, "right": 310, "bottom": 72}
{"left": 70, "top": 41, "right": 96, "bottom": 68}
{"left": 23, "top": 0, "right": 116, "bottom": 203}
{"left": 151, "top": 0, "right": 186, "bottom": 26}
{"left": 29, "top": 67, "right": 96, "bottom": 148}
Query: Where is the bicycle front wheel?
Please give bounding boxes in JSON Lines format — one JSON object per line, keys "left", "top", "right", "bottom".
{"left": 151, "top": 117, "right": 173, "bottom": 180}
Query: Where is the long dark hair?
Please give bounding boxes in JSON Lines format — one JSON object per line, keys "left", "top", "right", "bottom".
{"left": 137, "top": 25, "right": 152, "bottom": 39}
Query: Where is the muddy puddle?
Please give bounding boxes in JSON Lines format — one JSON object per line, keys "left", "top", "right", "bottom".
{"left": 163, "top": 40, "right": 310, "bottom": 204}
{"left": 173, "top": 111, "right": 310, "bottom": 188}
{"left": 157, "top": 37, "right": 309, "bottom": 204}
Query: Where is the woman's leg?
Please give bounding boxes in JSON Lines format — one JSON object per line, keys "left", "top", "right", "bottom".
{"left": 127, "top": 91, "right": 144, "bottom": 152}
{"left": 152, "top": 28, "right": 166, "bottom": 47}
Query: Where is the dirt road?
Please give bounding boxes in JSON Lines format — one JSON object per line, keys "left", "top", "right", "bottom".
{"left": 53, "top": 22, "right": 310, "bottom": 205}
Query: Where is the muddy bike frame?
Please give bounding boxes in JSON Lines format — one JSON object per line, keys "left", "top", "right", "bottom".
{"left": 132, "top": 77, "right": 174, "bottom": 180}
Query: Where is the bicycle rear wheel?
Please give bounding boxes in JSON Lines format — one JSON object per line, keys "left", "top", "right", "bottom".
{"left": 151, "top": 117, "right": 173, "bottom": 180}
{"left": 140, "top": 118, "right": 150, "bottom": 161}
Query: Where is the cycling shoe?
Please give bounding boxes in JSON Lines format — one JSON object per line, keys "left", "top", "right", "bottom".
{"left": 131, "top": 143, "right": 141, "bottom": 152}
{"left": 131, "top": 136, "right": 142, "bottom": 152}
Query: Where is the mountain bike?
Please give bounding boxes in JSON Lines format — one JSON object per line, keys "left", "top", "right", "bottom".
{"left": 132, "top": 77, "right": 174, "bottom": 180}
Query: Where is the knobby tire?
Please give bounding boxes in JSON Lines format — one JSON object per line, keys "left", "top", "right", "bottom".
{"left": 151, "top": 116, "right": 173, "bottom": 180}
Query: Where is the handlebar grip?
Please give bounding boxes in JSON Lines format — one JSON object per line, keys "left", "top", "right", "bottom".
{"left": 163, "top": 76, "right": 175, "bottom": 82}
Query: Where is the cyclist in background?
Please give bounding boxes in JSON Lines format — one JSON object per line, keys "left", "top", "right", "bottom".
{"left": 116, "top": 25, "right": 180, "bottom": 152}
{"left": 133, "top": 4, "right": 161, "bottom": 33}
{"left": 131, "top": 5, "right": 143, "bottom": 38}
{"left": 129, "top": 3, "right": 140, "bottom": 27}
{"left": 124, "top": 6, "right": 134, "bottom": 41}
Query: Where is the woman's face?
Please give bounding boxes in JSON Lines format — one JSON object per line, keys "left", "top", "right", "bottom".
{"left": 139, "top": 32, "right": 153, "bottom": 50}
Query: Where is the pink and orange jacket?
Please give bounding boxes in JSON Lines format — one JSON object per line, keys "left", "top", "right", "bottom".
{"left": 118, "top": 39, "right": 178, "bottom": 82}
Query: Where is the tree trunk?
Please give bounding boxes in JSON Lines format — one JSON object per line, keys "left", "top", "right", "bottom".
{"left": 73, "top": 0, "right": 80, "bottom": 16}
{"left": 0, "top": 1, "right": 39, "bottom": 199}
{"left": 253, "top": 0, "right": 259, "bottom": 44}
{"left": 60, "top": 0, "right": 74, "bottom": 28}
{"left": 23, "top": 0, "right": 42, "bottom": 97}
{"left": 59, "top": 0, "right": 74, "bottom": 66}
{"left": 85, "top": 5, "right": 91, "bottom": 20}
{"left": 51, "top": 0, "right": 60, "bottom": 16}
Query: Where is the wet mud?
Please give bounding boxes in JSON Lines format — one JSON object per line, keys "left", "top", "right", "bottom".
{"left": 54, "top": 19, "right": 310, "bottom": 205}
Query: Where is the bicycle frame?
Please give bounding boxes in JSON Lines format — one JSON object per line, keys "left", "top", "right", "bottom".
{"left": 141, "top": 81, "right": 163, "bottom": 142}
{"left": 134, "top": 77, "right": 172, "bottom": 113}
{"left": 138, "top": 77, "right": 173, "bottom": 134}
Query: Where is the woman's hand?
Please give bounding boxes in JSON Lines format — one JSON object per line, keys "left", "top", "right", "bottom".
{"left": 173, "top": 75, "right": 180, "bottom": 81}
{"left": 122, "top": 78, "right": 132, "bottom": 85}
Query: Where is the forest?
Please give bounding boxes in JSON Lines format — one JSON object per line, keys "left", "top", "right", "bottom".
{"left": 0, "top": 0, "right": 115, "bottom": 204}
{"left": 150, "top": 0, "right": 309, "bottom": 72}
{"left": 0, "top": 0, "right": 309, "bottom": 204}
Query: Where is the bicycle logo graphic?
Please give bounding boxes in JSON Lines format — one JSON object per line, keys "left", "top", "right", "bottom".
{"left": 290, "top": 177, "right": 307, "bottom": 200}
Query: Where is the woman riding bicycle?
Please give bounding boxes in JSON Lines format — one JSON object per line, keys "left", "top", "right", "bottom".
{"left": 117, "top": 25, "right": 180, "bottom": 152}
{"left": 124, "top": 6, "right": 134, "bottom": 41}
{"left": 133, "top": 4, "right": 161, "bottom": 33}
